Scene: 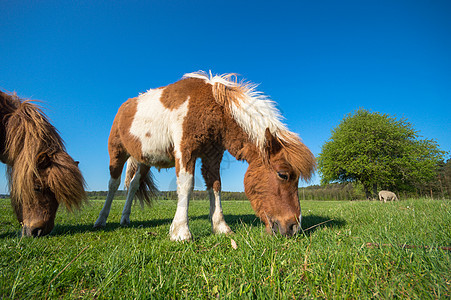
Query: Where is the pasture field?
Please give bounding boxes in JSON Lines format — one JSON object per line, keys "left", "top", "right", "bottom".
{"left": 0, "top": 198, "right": 450, "bottom": 299}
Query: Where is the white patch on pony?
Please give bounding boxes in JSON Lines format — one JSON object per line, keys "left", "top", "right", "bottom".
{"left": 183, "top": 71, "right": 296, "bottom": 152}
{"left": 130, "top": 89, "right": 189, "bottom": 165}
{"left": 208, "top": 189, "right": 232, "bottom": 234}
{"left": 170, "top": 170, "right": 194, "bottom": 241}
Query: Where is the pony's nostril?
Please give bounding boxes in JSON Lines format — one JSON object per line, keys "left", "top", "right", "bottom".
{"left": 269, "top": 219, "right": 299, "bottom": 237}
{"left": 271, "top": 221, "right": 279, "bottom": 235}
{"left": 31, "top": 228, "right": 43, "bottom": 237}
{"left": 278, "top": 221, "right": 299, "bottom": 237}
{"left": 272, "top": 220, "right": 288, "bottom": 236}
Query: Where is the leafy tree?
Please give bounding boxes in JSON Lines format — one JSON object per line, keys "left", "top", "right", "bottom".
{"left": 318, "top": 108, "right": 446, "bottom": 199}
{"left": 427, "top": 158, "right": 451, "bottom": 199}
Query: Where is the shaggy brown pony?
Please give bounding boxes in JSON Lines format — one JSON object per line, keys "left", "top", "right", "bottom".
{"left": 0, "top": 90, "right": 86, "bottom": 237}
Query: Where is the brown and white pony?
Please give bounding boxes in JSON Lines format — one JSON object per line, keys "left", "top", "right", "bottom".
{"left": 0, "top": 91, "right": 86, "bottom": 237}
{"left": 94, "top": 71, "right": 315, "bottom": 240}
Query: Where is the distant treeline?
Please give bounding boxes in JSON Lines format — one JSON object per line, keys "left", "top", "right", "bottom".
{"left": 299, "top": 183, "right": 364, "bottom": 201}
{"left": 58, "top": 161, "right": 451, "bottom": 202}
{"left": 300, "top": 178, "right": 451, "bottom": 201}
{"left": 86, "top": 190, "right": 248, "bottom": 201}
{"left": 1, "top": 183, "right": 448, "bottom": 202}
{"left": 86, "top": 179, "right": 450, "bottom": 202}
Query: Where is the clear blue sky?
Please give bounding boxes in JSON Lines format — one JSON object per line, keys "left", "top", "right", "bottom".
{"left": 1, "top": 0, "right": 450, "bottom": 193}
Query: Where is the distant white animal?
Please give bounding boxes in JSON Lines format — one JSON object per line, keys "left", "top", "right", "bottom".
{"left": 378, "top": 190, "right": 398, "bottom": 203}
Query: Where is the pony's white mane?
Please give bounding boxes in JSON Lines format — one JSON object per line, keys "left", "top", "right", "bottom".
{"left": 183, "top": 71, "right": 299, "bottom": 152}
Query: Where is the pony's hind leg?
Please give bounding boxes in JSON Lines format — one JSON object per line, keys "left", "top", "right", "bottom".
{"left": 120, "top": 162, "right": 150, "bottom": 226}
{"left": 94, "top": 176, "right": 121, "bottom": 228}
{"left": 207, "top": 189, "right": 232, "bottom": 234}
{"left": 94, "top": 137, "right": 128, "bottom": 228}
{"left": 201, "top": 152, "right": 232, "bottom": 235}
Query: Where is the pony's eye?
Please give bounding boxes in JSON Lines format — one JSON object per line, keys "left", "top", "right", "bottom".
{"left": 34, "top": 186, "right": 43, "bottom": 193}
{"left": 277, "top": 172, "right": 289, "bottom": 181}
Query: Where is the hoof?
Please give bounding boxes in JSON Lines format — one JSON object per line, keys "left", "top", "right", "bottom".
{"left": 211, "top": 217, "right": 233, "bottom": 235}
{"left": 169, "top": 223, "right": 192, "bottom": 241}
{"left": 93, "top": 219, "right": 106, "bottom": 228}
{"left": 120, "top": 217, "right": 130, "bottom": 227}
{"left": 213, "top": 223, "right": 234, "bottom": 235}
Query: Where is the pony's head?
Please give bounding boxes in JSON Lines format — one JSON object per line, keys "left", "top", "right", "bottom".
{"left": 4, "top": 97, "right": 86, "bottom": 237}
{"left": 10, "top": 151, "right": 85, "bottom": 237}
{"left": 243, "top": 129, "right": 316, "bottom": 236}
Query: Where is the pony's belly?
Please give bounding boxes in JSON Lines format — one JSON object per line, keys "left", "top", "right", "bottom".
{"left": 133, "top": 127, "right": 176, "bottom": 168}
{"left": 143, "top": 152, "right": 175, "bottom": 169}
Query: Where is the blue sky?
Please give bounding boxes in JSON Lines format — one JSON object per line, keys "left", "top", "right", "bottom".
{"left": 1, "top": 0, "right": 450, "bottom": 193}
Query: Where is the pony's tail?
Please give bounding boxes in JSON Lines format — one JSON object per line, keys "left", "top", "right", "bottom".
{"left": 124, "top": 157, "right": 159, "bottom": 207}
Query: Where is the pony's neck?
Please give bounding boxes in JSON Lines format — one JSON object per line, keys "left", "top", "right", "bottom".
{"left": 222, "top": 118, "right": 261, "bottom": 164}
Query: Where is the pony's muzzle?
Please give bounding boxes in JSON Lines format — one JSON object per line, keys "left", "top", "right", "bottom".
{"left": 271, "top": 219, "right": 300, "bottom": 237}
{"left": 22, "top": 223, "right": 52, "bottom": 237}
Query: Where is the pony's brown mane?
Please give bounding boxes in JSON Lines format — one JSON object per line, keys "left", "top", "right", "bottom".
{"left": 3, "top": 92, "right": 86, "bottom": 209}
{"left": 184, "top": 71, "right": 316, "bottom": 180}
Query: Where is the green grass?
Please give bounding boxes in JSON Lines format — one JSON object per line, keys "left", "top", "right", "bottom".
{"left": 1, "top": 198, "right": 450, "bottom": 299}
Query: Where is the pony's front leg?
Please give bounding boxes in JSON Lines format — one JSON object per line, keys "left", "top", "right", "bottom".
{"left": 94, "top": 177, "right": 120, "bottom": 228}
{"left": 169, "top": 168, "right": 194, "bottom": 241}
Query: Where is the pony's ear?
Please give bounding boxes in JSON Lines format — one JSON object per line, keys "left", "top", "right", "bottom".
{"left": 36, "top": 152, "right": 52, "bottom": 169}
{"left": 264, "top": 128, "right": 282, "bottom": 156}
{"left": 75, "top": 161, "right": 80, "bottom": 166}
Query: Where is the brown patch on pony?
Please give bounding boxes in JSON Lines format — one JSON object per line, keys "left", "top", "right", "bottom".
{"left": 175, "top": 78, "right": 227, "bottom": 173}
{"left": 160, "top": 79, "right": 193, "bottom": 110}
{"left": 200, "top": 144, "right": 224, "bottom": 192}
{"left": 108, "top": 97, "right": 143, "bottom": 178}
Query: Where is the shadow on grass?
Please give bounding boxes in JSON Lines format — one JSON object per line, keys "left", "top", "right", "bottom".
{"left": 0, "top": 213, "right": 346, "bottom": 238}
{"left": 301, "top": 215, "right": 346, "bottom": 236}
{"left": 0, "top": 221, "right": 21, "bottom": 239}
{"left": 50, "top": 214, "right": 251, "bottom": 236}
{"left": 222, "top": 214, "right": 346, "bottom": 236}
{"left": 57, "top": 213, "right": 344, "bottom": 237}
